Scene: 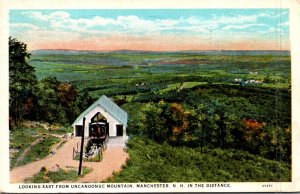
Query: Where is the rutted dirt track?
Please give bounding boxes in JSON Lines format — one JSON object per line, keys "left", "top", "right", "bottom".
{"left": 13, "top": 137, "right": 44, "bottom": 168}
{"left": 10, "top": 138, "right": 129, "bottom": 183}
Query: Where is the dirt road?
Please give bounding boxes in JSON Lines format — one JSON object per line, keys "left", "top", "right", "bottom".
{"left": 10, "top": 138, "right": 128, "bottom": 183}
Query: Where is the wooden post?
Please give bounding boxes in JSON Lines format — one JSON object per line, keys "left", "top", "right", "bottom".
{"left": 78, "top": 117, "right": 86, "bottom": 175}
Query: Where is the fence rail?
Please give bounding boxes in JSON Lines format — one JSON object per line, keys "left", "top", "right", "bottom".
{"left": 73, "top": 142, "right": 105, "bottom": 162}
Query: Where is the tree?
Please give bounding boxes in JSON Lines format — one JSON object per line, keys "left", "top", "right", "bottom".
{"left": 188, "top": 103, "right": 218, "bottom": 151}
{"left": 33, "top": 77, "right": 66, "bottom": 123}
{"left": 140, "top": 103, "right": 168, "bottom": 143}
{"left": 8, "top": 37, "right": 95, "bottom": 126}
{"left": 165, "top": 103, "right": 189, "bottom": 144}
{"left": 9, "top": 37, "right": 37, "bottom": 126}
{"left": 32, "top": 77, "right": 92, "bottom": 124}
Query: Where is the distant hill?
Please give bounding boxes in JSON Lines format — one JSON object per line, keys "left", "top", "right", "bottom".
{"left": 30, "top": 49, "right": 290, "bottom": 56}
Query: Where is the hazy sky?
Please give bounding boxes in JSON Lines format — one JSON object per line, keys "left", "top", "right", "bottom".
{"left": 9, "top": 9, "right": 290, "bottom": 51}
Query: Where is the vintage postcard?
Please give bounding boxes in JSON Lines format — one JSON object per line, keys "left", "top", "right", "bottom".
{"left": 0, "top": 0, "right": 300, "bottom": 193}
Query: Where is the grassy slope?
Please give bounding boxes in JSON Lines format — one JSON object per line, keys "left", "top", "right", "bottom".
{"left": 10, "top": 127, "right": 40, "bottom": 168}
{"left": 16, "top": 136, "right": 60, "bottom": 166}
{"left": 106, "top": 137, "right": 291, "bottom": 182}
{"left": 160, "top": 82, "right": 207, "bottom": 93}
{"left": 25, "top": 166, "right": 92, "bottom": 183}
{"left": 9, "top": 123, "right": 70, "bottom": 168}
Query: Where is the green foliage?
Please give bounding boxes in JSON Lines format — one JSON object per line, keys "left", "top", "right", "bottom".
{"left": 139, "top": 103, "right": 168, "bottom": 143}
{"left": 25, "top": 167, "right": 92, "bottom": 183}
{"left": 16, "top": 136, "right": 60, "bottom": 166}
{"left": 126, "top": 91, "right": 290, "bottom": 162}
{"left": 29, "top": 76, "right": 93, "bottom": 124}
{"left": 9, "top": 37, "right": 94, "bottom": 125}
{"left": 49, "top": 126, "right": 73, "bottom": 135}
{"left": 9, "top": 127, "right": 40, "bottom": 168}
{"left": 10, "top": 123, "right": 71, "bottom": 168}
{"left": 8, "top": 43, "right": 292, "bottom": 183}
{"left": 131, "top": 102, "right": 192, "bottom": 144}
{"left": 106, "top": 137, "right": 291, "bottom": 182}
{"left": 9, "top": 37, "right": 38, "bottom": 126}
{"left": 87, "top": 151, "right": 103, "bottom": 162}
{"left": 29, "top": 51, "right": 291, "bottom": 99}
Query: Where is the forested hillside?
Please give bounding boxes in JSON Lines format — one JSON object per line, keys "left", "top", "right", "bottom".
{"left": 107, "top": 137, "right": 290, "bottom": 182}
{"left": 9, "top": 37, "right": 291, "bottom": 181}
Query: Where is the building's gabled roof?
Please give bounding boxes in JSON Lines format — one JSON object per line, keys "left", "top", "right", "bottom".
{"left": 72, "top": 95, "right": 128, "bottom": 126}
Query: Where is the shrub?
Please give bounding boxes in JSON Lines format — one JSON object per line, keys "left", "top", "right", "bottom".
{"left": 105, "top": 137, "right": 291, "bottom": 182}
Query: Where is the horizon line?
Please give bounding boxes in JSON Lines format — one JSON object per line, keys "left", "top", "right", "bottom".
{"left": 30, "top": 48, "right": 291, "bottom": 52}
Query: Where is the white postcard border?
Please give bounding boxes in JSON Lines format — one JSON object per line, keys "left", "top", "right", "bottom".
{"left": 1, "top": 0, "right": 299, "bottom": 193}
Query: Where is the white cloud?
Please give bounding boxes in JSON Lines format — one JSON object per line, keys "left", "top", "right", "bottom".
{"left": 23, "top": 11, "right": 48, "bottom": 20}
{"left": 18, "top": 10, "right": 287, "bottom": 40}
{"left": 268, "top": 27, "right": 287, "bottom": 37}
{"left": 10, "top": 23, "right": 39, "bottom": 30}
{"left": 185, "top": 13, "right": 269, "bottom": 31}
{"left": 77, "top": 16, "right": 116, "bottom": 27}
{"left": 257, "top": 11, "right": 288, "bottom": 19}
{"left": 49, "top": 11, "right": 70, "bottom": 20}
{"left": 23, "top": 11, "right": 70, "bottom": 21}
{"left": 21, "top": 11, "right": 196, "bottom": 34}
{"left": 222, "top": 23, "right": 268, "bottom": 30}
{"left": 216, "top": 15, "right": 257, "bottom": 25}
{"left": 280, "top": 21, "right": 289, "bottom": 27}
{"left": 158, "top": 19, "right": 180, "bottom": 27}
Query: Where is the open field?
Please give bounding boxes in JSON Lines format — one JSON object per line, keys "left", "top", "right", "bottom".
{"left": 29, "top": 50, "right": 291, "bottom": 99}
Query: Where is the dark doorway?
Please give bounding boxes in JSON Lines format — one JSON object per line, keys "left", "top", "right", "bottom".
{"left": 106, "top": 123, "right": 109, "bottom": 136}
{"left": 75, "top": 125, "right": 83, "bottom": 136}
{"left": 116, "top": 125, "right": 123, "bottom": 136}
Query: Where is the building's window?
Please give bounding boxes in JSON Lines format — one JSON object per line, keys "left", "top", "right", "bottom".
{"left": 116, "top": 124, "right": 123, "bottom": 136}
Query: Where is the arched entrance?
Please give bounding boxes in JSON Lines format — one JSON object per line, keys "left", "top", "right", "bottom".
{"left": 89, "top": 112, "right": 109, "bottom": 138}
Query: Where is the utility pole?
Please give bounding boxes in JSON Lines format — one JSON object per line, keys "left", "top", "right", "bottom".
{"left": 78, "top": 117, "right": 86, "bottom": 175}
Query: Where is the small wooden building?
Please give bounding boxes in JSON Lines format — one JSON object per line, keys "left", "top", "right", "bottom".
{"left": 72, "top": 95, "right": 128, "bottom": 138}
